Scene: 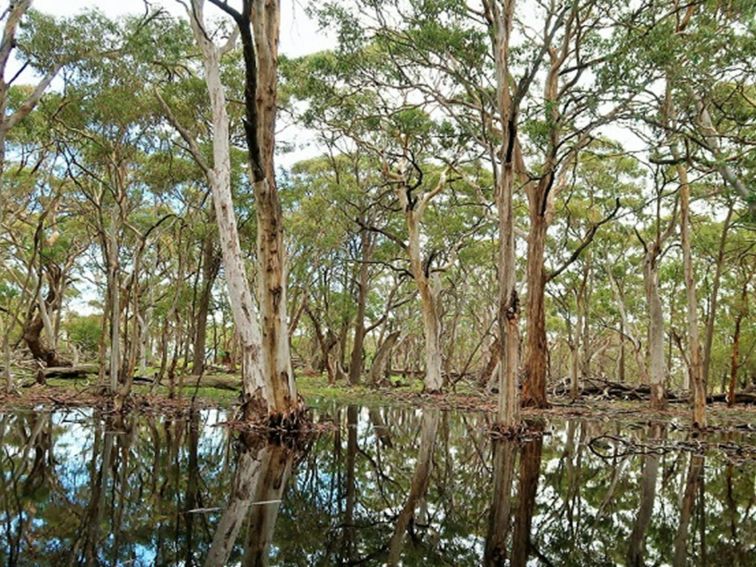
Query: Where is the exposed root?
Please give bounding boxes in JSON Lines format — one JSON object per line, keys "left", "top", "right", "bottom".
{"left": 520, "top": 396, "right": 551, "bottom": 410}
{"left": 221, "top": 404, "right": 331, "bottom": 446}
{"left": 489, "top": 419, "right": 544, "bottom": 441}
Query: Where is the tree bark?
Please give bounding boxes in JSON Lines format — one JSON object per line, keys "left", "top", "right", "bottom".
{"left": 644, "top": 244, "right": 667, "bottom": 409}
{"left": 490, "top": 0, "right": 521, "bottom": 428}
{"left": 22, "top": 263, "right": 68, "bottom": 367}
{"left": 369, "top": 331, "right": 400, "bottom": 386}
{"left": 396, "top": 175, "right": 446, "bottom": 393}
{"left": 522, "top": 42, "right": 567, "bottom": 409}
{"left": 727, "top": 275, "right": 749, "bottom": 406}
{"left": 348, "top": 229, "right": 372, "bottom": 385}
{"left": 106, "top": 208, "right": 123, "bottom": 405}
{"left": 579, "top": 254, "right": 592, "bottom": 380}
{"left": 192, "top": 234, "right": 220, "bottom": 376}
{"left": 675, "top": 157, "right": 706, "bottom": 428}
{"left": 2, "top": 329, "right": 11, "bottom": 392}
{"left": 239, "top": 0, "right": 296, "bottom": 411}
{"left": 187, "top": 0, "right": 298, "bottom": 418}
{"left": 663, "top": 57, "right": 706, "bottom": 426}
{"left": 522, "top": 206, "right": 549, "bottom": 407}
{"left": 703, "top": 201, "right": 733, "bottom": 384}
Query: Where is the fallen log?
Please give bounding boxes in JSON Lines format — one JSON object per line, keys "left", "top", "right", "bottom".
{"left": 707, "top": 392, "right": 756, "bottom": 405}
{"left": 39, "top": 365, "right": 99, "bottom": 379}
{"left": 196, "top": 375, "right": 239, "bottom": 391}
{"left": 551, "top": 377, "right": 756, "bottom": 405}
{"left": 36, "top": 364, "right": 100, "bottom": 385}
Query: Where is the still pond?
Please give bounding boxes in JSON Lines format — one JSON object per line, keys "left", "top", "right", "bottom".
{"left": 0, "top": 403, "right": 753, "bottom": 565}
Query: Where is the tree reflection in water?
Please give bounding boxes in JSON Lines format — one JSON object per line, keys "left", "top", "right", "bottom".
{"left": 0, "top": 406, "right": 752, "bottom": 565}
{"left": 484, "top": 427, "right": 543, "bottom": 567}
{"left": 205, "top": 435, "right": 296, "bottom": 567}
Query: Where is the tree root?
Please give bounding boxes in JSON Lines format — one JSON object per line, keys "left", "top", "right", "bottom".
{"left": 489, "top": 419, "right": 544, "bottom": 441}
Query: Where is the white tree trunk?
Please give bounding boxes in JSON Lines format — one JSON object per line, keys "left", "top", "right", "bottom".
{"left": 188, "top": 2, "right": 267, "bottom": 414}
{"left": 187, "top": 0, "right": 297, "bottom": 416}
{"left": 490, "top": 0, "right": 521, "bottom": 428}
{"left": 397, "top": 177, "right": 445, "bottom": 392}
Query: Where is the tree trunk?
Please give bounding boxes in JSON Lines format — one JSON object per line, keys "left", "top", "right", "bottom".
{"left": 480, "top": 337, "right": 500, "bottom": 390}
{"left": 241, "top": 0, "right": 297, "bottom": 412}
{"left": 522, "top": 41, "right": 565, "bottom": 409}
{"left": 727, "top": 290, "right": 746, "bottom": 407}
{"left": 703, "top": 201, "right": 733, "bottom": 383}
{"left": 579, "top": 254, "right": 592, "bottom": 379}
{"left": 401, "top": 195, "right": 444, "bottom": 393}
{"left": 569, "top": 340, "right": 579, "bottom": 399}
{"left": 664, "top": 73, "right": 705, "bottom": 427}
{"left": 192, "top": 236, "right": 220, "bottom": 376}
{"left": 22, "top": 264, "right": 68, "bottom": 367}
{"left": 676, "top": 158, "right": 706, "bottom": 428}
{"left": 188, "top": 1, "right": 297, "bottom": 418}
{"left": 617, "top": 318, "right": 626, "bottom": 383}
{"left": 496, "top": 152, "right": 521, "bottom": 414}
{"left": 644, "top": 246, "right": 666, "bottom": 409}
{"left": 419, "top": 274, "right": 444, "bottom": 392}
{"left": 157, "top": 318, "right": 169, "bottom": 386}
{"left": 107, "top": 210, "right": 122, "bottom": 404}
{"left": 369, "top": 331, "right": 400, "bottom": 386}
{"left": 139, "top": 306, "right": 151, "bottom": 376}
{"left": 348, "top": 230, "right": 372, "bottom": 385}
{"left": 2, "top": 329, "right": 11, "bottom": 392}
{"left": 98, "top": 299, "right": 109, "bottom": 386}
{"left": 488, "top": 0, "right": 522, "bottom": 429}
{"left": 522, "top": 207, "right": 549, "bottom": 408}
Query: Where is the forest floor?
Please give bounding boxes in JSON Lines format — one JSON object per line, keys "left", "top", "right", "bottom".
{"left": 0, "top": 368, "right": 754, "bottom": 435}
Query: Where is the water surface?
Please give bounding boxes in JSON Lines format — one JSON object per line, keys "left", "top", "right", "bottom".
{"left": 0, "top": 404, "right": 753, "bottom": 565}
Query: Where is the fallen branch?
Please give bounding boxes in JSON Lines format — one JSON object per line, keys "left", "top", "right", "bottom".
{"left": 551, "top": 377, "right": 756, "bottom": 405}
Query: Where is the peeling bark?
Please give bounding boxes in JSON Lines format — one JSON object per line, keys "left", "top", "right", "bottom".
{"left": 489, "top": 0, "right": 521, "bottom": 428}
{"left": 186, "top": 0, "right": 298, "bottom": 418}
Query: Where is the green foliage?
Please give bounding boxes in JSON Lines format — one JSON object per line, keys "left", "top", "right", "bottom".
{"left": 64, "top": 314, "right": 102, "bottom": 354}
